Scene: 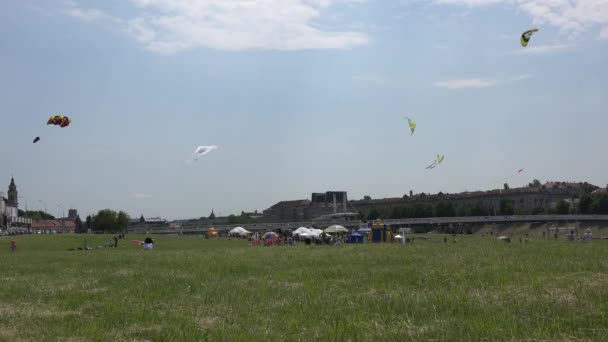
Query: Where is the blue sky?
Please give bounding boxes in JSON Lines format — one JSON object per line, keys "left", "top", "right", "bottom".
{"left": 1, "top": 0, "right": 607, "bottom": 219}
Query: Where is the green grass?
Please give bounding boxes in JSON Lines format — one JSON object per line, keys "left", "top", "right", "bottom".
{"left": 1, "top": 234, "right": 607, "bottom": 341}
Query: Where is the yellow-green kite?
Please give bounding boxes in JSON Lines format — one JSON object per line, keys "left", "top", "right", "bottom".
{"left": 521, "top": 28, "right": 539, "bottom": 47}
{"left": 426, "top": 155, "right": 445, "bottom": 170}
{"left": 405, "top": 117, "right": 416, "bottom": 135}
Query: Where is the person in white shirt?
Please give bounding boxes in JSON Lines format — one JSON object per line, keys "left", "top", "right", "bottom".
{"left": 583, "top": 229, "right": 593, "bottom": 241}
{"left": 143, "top": 237, "right": 154, "bottom": 250}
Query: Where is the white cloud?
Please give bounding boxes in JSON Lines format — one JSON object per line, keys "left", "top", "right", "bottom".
{"left": 435, "top": 0, "right": 608, "bottom": 39}
{"left": 123, "top": 0, "right": 368, "bottom": 54}
{"left": 511, "top": 43, "right": 572, "bottom": 55}
{"left": 63, "top": 0, "right": 108, "bottom": 22}
{"left": 434, "top": 78, "right": 496, "bottom": 89}
{"left": 518, "top": 0, "right": 608, "bottom": 38}
{"left": 434, "top": 74, "right": 532, "bottom": 89}
{"left": 132, "top": 193, "right": 152, "bottom": 199}
{"left": 509, "top": 74, "right": 533, "bottom": 81}
{"left": 434, "top": 0, "right": 504, "bottom": 6}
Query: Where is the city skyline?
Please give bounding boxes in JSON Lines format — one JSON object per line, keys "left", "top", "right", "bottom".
{"left": 1, "top": 1, "right": 607, "bottom": 220}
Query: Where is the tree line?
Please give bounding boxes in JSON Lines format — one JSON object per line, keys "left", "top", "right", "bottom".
{"left": 77, "top": 209, "right": 130, "bottom": 234}
{"left": 363, "top": 193, "right": 608, "bottom": 220}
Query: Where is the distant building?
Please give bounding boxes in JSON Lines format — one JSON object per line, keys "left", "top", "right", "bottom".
{"left": 263, "top": 191, "right": 350, "bottom": 222}
{"left": 263, "top": 199, "right": 311, "bottom": 222}
{"left": 144, "top": 217, "right": 167, "bottom": 224}
{"left": 592, "top": 185, "right": 608, "bottom": 195}
{"left": 1, "top": 178, "right": 33, "bottom": 230}
{"left": 68, "top": 209, "right": 78, "bottom": 220}
{"left": 2, "top": 177, "right": 18, "bottom": 218}
{"left": 129, "top": 215, "right": 168, "bottom": 228}
{"left": 241, "top": 210, "right": 263, "bottom": 219}
{"left": 311, "top": 191, "right": 347, "bottom": 205}
{"left": 31, "top": 220, "right": 76, "bottom": 233}
{"left": 261, "top": 182, "right": 598, "bottom": 223}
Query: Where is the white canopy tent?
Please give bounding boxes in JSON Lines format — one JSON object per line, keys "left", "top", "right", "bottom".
{"left": 292, "top": 227, "right": 312, "bottom": 237}
{"left": 308, "top": 229, "right": 324, "bottom": 238}
{"left": 325, "top": 225, "right": 348, "bottom": 234}
{"left": 229, "top": 227, "right": 252, "bottom": 236}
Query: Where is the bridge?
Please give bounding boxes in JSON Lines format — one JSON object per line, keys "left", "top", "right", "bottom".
{"left": 129, "top": 214, "right": 608, "bottom": 235}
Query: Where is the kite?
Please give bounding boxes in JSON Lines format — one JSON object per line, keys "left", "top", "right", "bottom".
{"left": 405, "top": 117, "right": 416, "bottom": 136}
{"left": 33, "top": 137, "right": 40, "bottom": 143}
{"left": 47, "top": 115, "right": 72, "bottom": 128}
{"left": 520, "top": 28, "right": 539, "bottom": 47}
{"left": 488, "top": 169, "right": 525, "bottom": 187}
{"left": 190, "top": 145, "right": 218, "bottom": 162}
{"left": 426, "top": 155, "right": 445, "bottom": 169}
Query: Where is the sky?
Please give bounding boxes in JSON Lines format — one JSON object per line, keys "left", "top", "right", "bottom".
{"left": 1, "top": 0, "right": 607, "bottom": 220}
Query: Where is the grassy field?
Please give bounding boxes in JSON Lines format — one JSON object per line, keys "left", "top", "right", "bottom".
{"left": 0, "top": 234, "right": 607, "bottom": 341}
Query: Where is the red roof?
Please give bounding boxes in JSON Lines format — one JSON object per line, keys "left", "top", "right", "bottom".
{"left": 31, "top": 220, "right": 76, "bottom": 229}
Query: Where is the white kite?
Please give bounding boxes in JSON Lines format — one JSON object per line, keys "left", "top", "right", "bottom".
{"left": 189, "top": 145, "right": 218, "bottom": 162}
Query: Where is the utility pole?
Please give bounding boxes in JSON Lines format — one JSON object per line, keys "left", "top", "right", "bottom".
{"left": 57, "top": 204, "right": 65, "bottom": 218}
{"left": 19, "top": 196, "right": 27, "bottom": 211}
{"left": 38, "top": 200, "right": 47, "bottom": 215}
{"left": 333, "top": 194, "right": 337, "bottom": 214}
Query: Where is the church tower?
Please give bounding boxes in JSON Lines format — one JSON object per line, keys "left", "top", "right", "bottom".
{"left": 7, "top": 177, "right": 18, "bottom": 208}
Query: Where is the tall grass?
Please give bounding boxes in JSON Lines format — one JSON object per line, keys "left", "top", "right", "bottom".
{"left": 0, "top": 235, "right": 606, "bottom": 341}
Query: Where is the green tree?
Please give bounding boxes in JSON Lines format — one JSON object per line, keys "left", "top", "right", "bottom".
{"left": 504, "top": 183, "right": 510, "bottom": 190}
{"left": 470, "top": 202, "right": 489, "bottom": 216}
{"left": 412, "top": 203, "right": 433, "bottom": 218}
{"left": 528, "top": 179, "right": 542, "bottom": 188}
{"left": 367, "top": 208, "right": 381, "bottom": 220}
{"left": 85, "top": 215, "right": 93, "bottom": 230}
{"left": 227, "top": 213, "right": 256, "bottom": 225}
{"left": 21, "top": 210, "right": 55, "bottom": 220}
{"left": 500, "top": 199, "right": 515, "bottom": 215}
{"left": 555, "top": 200, "right": 570, "bottom": 215}
{"left": 390, "top": 206, "right": 402, "bottom": 219}
{"left": 591, "top": 194, "right": 608, "bottom": 214}
{"left": 93, "top": 209, "right": 118, "bottom": 233}
{"left": 456, "top": 205, "right": 469, "bottom": 217}
{"left": 116, "top": 211, "right": 130, "bottom": 233}
{"left": 75, "top": 215, "right": 83, "bottom": 234}
{"left": 531, "top": 206, "right": 545, "bottom": 215}
{"left": 363, "top": 195, "right": 372, "bottom": 201}
{"left": 434, "top": 201, "right": 455, "bottom": 217}
{"left": 579, "top": 193, "right": 593, "bottom": 214}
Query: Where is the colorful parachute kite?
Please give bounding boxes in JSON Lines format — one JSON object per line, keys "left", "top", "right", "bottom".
{"left": 426, "top": 155, "right": 445, "bottom": 169}
{"left": 33, "top": 137, "right": 40, "bottom": 143}
{"left": 191, "top": 145, "right": 218, "bottom": 162}
{"left": 520, "top": 28, "right": 539, "bottom": 47}
{"left": 405, "top": 117, "right": 416, "bottom": 136}
{"left": 47, "top": 115, "right": 72, "bottom": 128}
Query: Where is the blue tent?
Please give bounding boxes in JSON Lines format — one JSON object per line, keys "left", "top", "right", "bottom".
{"left": 349, "top": 232, "right": 364, "bottom": 244}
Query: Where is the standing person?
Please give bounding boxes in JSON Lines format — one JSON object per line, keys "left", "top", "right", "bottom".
{"left": 10, "top": 241, "right": 16, "bottom": 252}
{"left": 583, "top": 229, "right": 593, "bottom": 241}
{"left": 113, "top": 235, "right": 118, "bottom": 248}
{"left": 567, "top": 230, "right": 575, "bottom": 241}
